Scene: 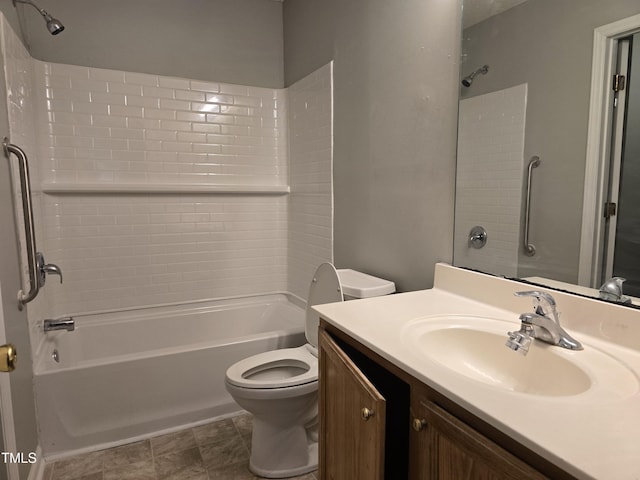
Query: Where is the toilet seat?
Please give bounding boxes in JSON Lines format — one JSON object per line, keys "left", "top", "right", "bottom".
{"left": 226, "top": 263, "right": 342, "bottom": 392}
{"left": 305, "top": 263, "right": 343, "bottom": 347}
{"left": 226, "top": 345, "right": 318, "bottom": 389}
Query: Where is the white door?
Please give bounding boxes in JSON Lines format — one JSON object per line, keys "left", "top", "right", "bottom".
{"left": 0, "top": 151, "right": 39, "bottom": 479}
{"left": 0, "top": 75, "right": 39, "bottom": 480}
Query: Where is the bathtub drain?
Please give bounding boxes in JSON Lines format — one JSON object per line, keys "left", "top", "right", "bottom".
{"left": 52, "top": 349, "right": 60, "bottom": 363}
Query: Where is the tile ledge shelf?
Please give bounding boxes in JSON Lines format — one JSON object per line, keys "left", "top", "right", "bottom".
{"left": 39, "top": 182, "right": 290, "bottom": 195}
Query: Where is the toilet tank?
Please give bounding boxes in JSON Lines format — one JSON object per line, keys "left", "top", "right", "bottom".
{"left": 337, "top": 269, "right": 396, "bottom": 300}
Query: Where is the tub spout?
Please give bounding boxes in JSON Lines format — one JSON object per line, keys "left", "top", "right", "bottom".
{"left": 43, "top": 317, "right": 74, "bottom": 332}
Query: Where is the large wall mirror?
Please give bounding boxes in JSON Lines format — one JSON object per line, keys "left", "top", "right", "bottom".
{"left": 455, "top": 0, "right": 640, "bottom": 306}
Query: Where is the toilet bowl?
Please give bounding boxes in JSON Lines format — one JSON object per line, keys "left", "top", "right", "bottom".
{"left": 224, "top": 263, "right": 395, "bottom": 478}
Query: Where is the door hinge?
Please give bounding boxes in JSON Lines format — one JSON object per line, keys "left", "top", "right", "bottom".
{"left": 613, "top": 74, "right": 626, "bottom": 92}
{"left": 604, "top": 201, "right": 617, "bottom": 219}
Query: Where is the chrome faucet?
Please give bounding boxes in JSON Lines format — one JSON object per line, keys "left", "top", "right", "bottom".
{"left": 506, "top": 291, "right": 582, "bottom": 355}
{"left": 599, "top": 277, "right": 631, "bottom": 304}
{"left": 43, "top": 317, "right": 74, "bottom": 332}
{"left": 37, "top": 252, "right": 63, "bottom": 287}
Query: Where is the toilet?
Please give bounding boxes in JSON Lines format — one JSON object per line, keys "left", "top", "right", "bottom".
{"left": 224, "top": 262, "right": 395, "bottom": 478}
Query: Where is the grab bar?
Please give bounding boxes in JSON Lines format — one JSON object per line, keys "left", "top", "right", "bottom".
{"left": 4, "top": 138, "right": 39, "bottom": 308}
{"left": 523, "top": 156, "right": 540, "bottom": 257}
{"left": 3, "top": 138, "right": 62, "bottom": 310}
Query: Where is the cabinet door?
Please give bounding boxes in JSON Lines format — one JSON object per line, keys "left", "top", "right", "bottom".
{"left": 319, "top": 329, "right": 386, "bottom": 480}
{"left": 411, "top": 393, "right": 547, "bottom": 480}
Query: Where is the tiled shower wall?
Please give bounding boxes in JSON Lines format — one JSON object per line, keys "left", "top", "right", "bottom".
{"left": 34, "top": 62, "right": 288, "bottom": 187}
{"left": 35, "top": 62, "right": 290, "bottom": 315}
{"left": 287, "top": 63, "right": 333, "bottom": 300}
{"left": 454, "top": 84, "right": 527, "bottom": 277}
{"left": 2, "top": 15, "right": 332, "bottom": 317}
{"left": 40, "top": 194, "right": 288, "bottom": 313}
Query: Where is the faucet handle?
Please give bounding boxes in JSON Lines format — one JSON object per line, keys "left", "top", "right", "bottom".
{"left": 514, "top": 290, "right": 556, "bottom": 305}
{"left": 514, "top": 290, "right": 558, "bottom": 321}
{"left": 599, "top": 277, "right": 631, "bottom": 303}
{"left": 42, "top": 263, "right": 63, "bottom": 284}
{"left": 36, "top": 252, "right": 63, "bottom": 287}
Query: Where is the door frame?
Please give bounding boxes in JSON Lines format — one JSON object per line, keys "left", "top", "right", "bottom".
{"left": 602, "top": 38, "right": 631, "bottom": 280}
{"left": 0, "top": 284, "right": 19, "bottom": 480}
{"left": 579, "top": 13, "right": 640, "bottom": 287}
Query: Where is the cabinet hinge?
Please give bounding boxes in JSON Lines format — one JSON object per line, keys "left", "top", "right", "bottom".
{"left": 604, "top": 201, "right": 617, "bottom": 219}
{"left": 613, "top": 74, "right": 626, "bottom": 92}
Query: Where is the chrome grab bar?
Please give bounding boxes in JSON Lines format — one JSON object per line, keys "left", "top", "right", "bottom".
{"left": 3, "top": 138, "right": 62, "bottom": 310}
{"left": 4, "top": 138, "right": 39, "bottom": 308}
{"left": 523, "top": 156, "right": 540, "bottom": 257}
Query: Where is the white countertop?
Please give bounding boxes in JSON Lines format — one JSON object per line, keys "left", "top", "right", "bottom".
{"left": 313, "top": 264, "right": 640, "bottom": 480}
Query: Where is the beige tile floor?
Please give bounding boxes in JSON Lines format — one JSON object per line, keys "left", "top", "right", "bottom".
{"left": 43, "top": 413, "right": 318, "bottom": 480}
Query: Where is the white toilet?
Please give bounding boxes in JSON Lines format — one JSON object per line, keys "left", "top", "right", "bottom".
{"left": 224, "top": 262, "right": 395, "bottom": 478}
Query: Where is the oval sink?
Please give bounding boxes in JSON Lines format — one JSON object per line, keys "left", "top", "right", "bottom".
{"left": 402, "top": 315, "right": 639, "bottom": 398}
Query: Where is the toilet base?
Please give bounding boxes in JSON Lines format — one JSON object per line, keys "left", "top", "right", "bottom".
{"left": 246, "top": 399, "right": 318, "bottom": 479}
{"left": 250, "top": 442, "right": 318, "bottom": 479}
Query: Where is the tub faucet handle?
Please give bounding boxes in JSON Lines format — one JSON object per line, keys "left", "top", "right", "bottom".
{"left": 37, "top": 252, "right": 63, "bottom": 286}
{"left": 42, "top": 263, "right": 63, "bottom": 283}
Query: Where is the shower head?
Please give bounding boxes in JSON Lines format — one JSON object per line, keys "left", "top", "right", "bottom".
{"left": 13, "top": 0, "right": 65, "bottom": 35}
{"left": 44, "top": 12, "right": 64, "bottom": 35}
{"left": 461, "top": 65, "right": 489, "bottom": 87}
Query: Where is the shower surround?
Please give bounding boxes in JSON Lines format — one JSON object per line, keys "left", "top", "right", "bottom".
{"left": 454, "top": 84, "right": 528, "bottom": 277}
{"left": 2, "top": 14, "right": 332, "bottom": 317}
{"left": 1, "top": 14, "right": 333, "bottom": 457}
{"left": 35, "top": 60, "right": 333, "bottom": 315}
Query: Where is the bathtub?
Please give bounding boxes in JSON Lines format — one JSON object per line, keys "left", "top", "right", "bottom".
{"left": 34, "top": 294, "right": 306, "bottom": 458}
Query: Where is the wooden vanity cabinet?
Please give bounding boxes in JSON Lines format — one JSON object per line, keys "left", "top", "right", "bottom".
{"left": 319, "top": 322, "right": 575, "bottom": 480}
{"left": 318, "top": 328, "right": 410, "bottom": 480}
{"left": 410, "top": 384, "right": 547, "bottom": 480}
{"left": 319, "top": 328, "right": 386, "bottom": 480}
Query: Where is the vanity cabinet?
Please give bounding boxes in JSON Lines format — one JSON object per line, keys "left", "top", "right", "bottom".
{"left": 410, "top": 385, "right": 546, "bottom": 479}
{"left": 318, "top": 328, "right": 386, "bottom": 480}
{"left": 319, "top": 322, "right": 574, "bottom": 480}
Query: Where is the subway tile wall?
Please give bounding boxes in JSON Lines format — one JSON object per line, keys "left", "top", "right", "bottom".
{"left": 34, "top": 61, "right": 288, "bottom": 186}
{"left": 2, "top": 14, "right": 332, "bottom": 317}
{"left": 454, "top": 84, "right": 528, "bottom": 277}
{"left": 34, "top": 61, "right": 291, "bottom": 315}
{"left": 287, "top": 63, "right": 334, "bottom": 299}
{"left": 42, "top": 194, "right": 288, "bottom": 313}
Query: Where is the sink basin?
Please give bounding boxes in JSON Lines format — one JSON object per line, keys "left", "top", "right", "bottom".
{"left": 401, "top": 315, "right": 639, "bottom": 398}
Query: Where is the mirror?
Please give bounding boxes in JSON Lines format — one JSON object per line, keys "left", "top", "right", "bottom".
{"left": 455, "top": 0, "right": 640, "bottom": 305}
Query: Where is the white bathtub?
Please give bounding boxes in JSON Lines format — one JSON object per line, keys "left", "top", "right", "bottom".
{"left": 34, "top": 294, "right": 306, "bottom": 458}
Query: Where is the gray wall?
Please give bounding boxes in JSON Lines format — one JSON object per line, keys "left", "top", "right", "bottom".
{"left": 284, "top": 0, "right": 462, "bottom": 292}
{"left": 1, "top": 0, "right": 462, "bottom": 293}
{"left": 10, "top": 0, "right": 284, "bottom": 88}
{"left": 0, "top": 4, "right": 22, "bottom": 43}
{"left": 461, "top": 0, "right": 640, "bottom": 283}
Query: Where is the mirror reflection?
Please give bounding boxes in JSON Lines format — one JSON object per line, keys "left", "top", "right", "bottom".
{"left": 455, "top": 0, "right": 640, "bottom": 304}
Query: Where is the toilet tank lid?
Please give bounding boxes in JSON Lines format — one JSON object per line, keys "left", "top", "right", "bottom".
{"left": 337, "top": 269, "right": 396, "bottom": 298}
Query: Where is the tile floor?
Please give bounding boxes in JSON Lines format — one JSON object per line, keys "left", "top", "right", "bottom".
{"left": 43, "top": 413, "right": 318, "bottom": 480}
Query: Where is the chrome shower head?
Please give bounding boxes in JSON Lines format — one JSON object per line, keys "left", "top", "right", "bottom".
{"left": 44, "top": 12, "right": 64, "bottom": 35}
{"left": 461, "top": 65, "right": 489, "bottom": 87}
{"left": 13, "top": 0, "right": 65, "bottom": 35}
